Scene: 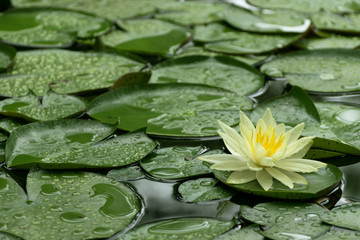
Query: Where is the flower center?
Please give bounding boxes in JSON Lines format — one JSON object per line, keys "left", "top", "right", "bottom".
{"left": 255, "top": 125, "right": 285, "bottom": 157}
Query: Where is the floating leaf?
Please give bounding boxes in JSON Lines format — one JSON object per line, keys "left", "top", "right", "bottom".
{"left": 305, "top": 149, "right": 345, "bottom": 159}
{"left": 315, "top": 227, "right": 360, "bottom": 240}
{"left": 116, "top": 218, "right": 235, "bottom": 240}
{"left": 295, "top": 35, "right": 360, "bottom": 50}
{"left": 213, "top": 224, "right": 264, "bottom": 240}
{"left": 312, "top": 12, "right": 360, "bottom": 34}
{"left": 0, "top": 118, "right": 25, "bottom": 133}
{"left": 224, "top": 6, "right": 310, "bottom": 33}
{"left": 150, "top": 56, "right": 264, "bottom": 96}
{"left": 0, "top": 8, "right": 112, "bottom": 47}
{"left": 0, "top": 132, "right": 7, "bottom": 142}
{"left": 261, "top": 49, "right": 360, "bottom": 92}
{"left": 87, "top": 83, "right": 253, "bottom": 136}
{"left": 140, "top": 146, "right": 212, "bottom": 179}
{"left": 0, "top": 43, "right": 15, "bottom": 72}
{"left": 178, "top": 177, "right": 235, "bottom": 202}
{"left": 6, "top": 120, "right": 157, "bottom": 169}
{"left": 0, "top": 49, "right": 144, "bottom": 97}
{"left": 0, "top": 90, "right": 86, "bottom": 121}
{"left": 112, "top": 71, "right": 151, "bottom": 90}
{"left": 107, "top": 166, "right": 145, "bottom": 181}
{"left": 101, "top": 19, "right": 189, "bottom": 57}
{"left": 0, "top": 142, "right": 5, "bottom": 162}
{"left": 214, "top": 164, "right": 342, "bottom": 199}
{"left": 0, "top": 167, "right": 140, "bottom": 239}
{"left": 322, "top": 203, "right": 360, "bottom": 231}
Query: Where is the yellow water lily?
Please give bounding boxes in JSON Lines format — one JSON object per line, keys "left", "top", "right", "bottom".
{"left": 198, "top": 108, "right": 326, "bottom": 191}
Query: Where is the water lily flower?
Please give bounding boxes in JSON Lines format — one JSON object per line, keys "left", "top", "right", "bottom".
{"left": 198, "top": 108, "right": 326, "bottom": 191}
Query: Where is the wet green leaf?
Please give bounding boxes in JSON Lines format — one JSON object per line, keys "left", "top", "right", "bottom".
{"left": 150, "top": 55, "right": 264, "bottom": 96}
{"left": 107, "top": 166, "right": 145, "bottom": 181}
{"left": 0, "top": 232, "right": 22, "bottom": 240}
{"left": 140, "top": 146, "right": 212, "bottom": 179}
{"left": 315, "top": 227, "right": 360, "bottom": 240}
{"left": 116, "top": 218, "right": 235, "bottom": 240}
{"left": 0, "top": 132, "right": 7, "bottom": 142}
{"left": 213, "top": 224, "right": 264, "bottom": 240}
{"left": 224, "top": 6, "right": 310, "bottom": 33}
{"left": 178, "top": 177, "right": 235, "bottom": 202}
{"left": 0, "top": 167, "right": 140, "bottom": 240}
{"left": 0, "top": 141, "right": 5, "bottom": 162}
{"left": 112, "top": 71, "right": 151, "bottom": 90}
{"left": 0, "top": 49, "right": 144, "bottom": 97}
{"left": 322, "top": 203, "right": 360, "bottom": 231}
{"left": 304, "top": 149, "right": 345, "bottom": 159}
{"left": 0, "top": 90, "right": 86, "bottom": 121}
{"left": 0, "top": 43, "right": 15, "bottom": 72}
{"left": 102, "top": 19, "right": 189, "bottom": 57}
{"left": 295, "top": 35, "right": 360, "bottom": 50}
{"left": 312, "top": 12, "right": 360, "bottom": 34}
{"left": 6, "top": 120, "right": 157, "bottom": 169}
{"left": 87, "top": 83, "right": 253, "bottom": 136}
{"left": 0, "top": 118, "right": 25, "bottom": 133}
{"left": 0, "top": 8, "right": 112, "bottom": 47}
{"left": 214, "top": 164, "right": 342, "bottom": 199}
{"left": 261, "top": 49, "right": 360, "bottom": 92}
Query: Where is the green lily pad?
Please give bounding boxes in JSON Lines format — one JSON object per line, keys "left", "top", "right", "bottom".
{"left": 213, "top": 224, "right": 264, "bottom": 240}
{"left": 295, "top": 35, "right": 360, "bottom": 50}
{"left": 312, "top": 12, "right": 360, "bottom": 34}
{"left": 0, "top": 232, "right": 22, "bottom": 240}
{"left": 112, "top": 71, "right": 151, "bottom": 90}
{"left": 0, "top": 49, "right": 144, "bottom": 97}
{"left": 322, "top": 203, "right": 360, "bottom": 231}
{"left": 116, "top": 218, "right": 235, "bottom": 240}
{"left": 315, "top": 227, "right": 360, "bottom": 240}
{"left": 261, "top": 49, "right": 360, "bottom": 92}
{"left": 214, "top": 164, "right": 342, "bottom": 199}
{"left": 0, "top": 132, "right": 7, "bottom": 142}
{"left": 248, "top": 0, "right": 360, "bottom": 13}
{"left": 194, "top": 23, "right": 301, "bottom": 54}
{"left": 140, "top": 146, "right": 212, "bottom": 179}
{"left": 0, "top": 8, "right": 112, "bottom": 47}
{"left": 87, "top": 83, "right": 253, "bottom": 136}
{"left": 6, "top": 120, "right": 157, "bottom": 169}
{"left": 0, "top": 141, "right": 5, "bottom": 162}
{"left": 224, "top": 6, "right": 310, "bottom": 33}
{"left": 241, "top": 202, "right": 330, "bottom": 239}
{"left": 0, "top": 43, "right": 15, "bottom": 72}
{"left": 178, "top": 177, "right": 236, "bottom": 202}
{"left": 0, "top": 167, "right": 140, "bottom": 239}
{"left": 101, "top": 19, "right": 189, "bottom": 57}
{"left": 155, "top": 1, "right": 227, "bottom": 25}
{"left": 150, "top": 55, "right": 264, "bottom": 96}
{"left": 0, "top": 90, "right": 86, "bottom": 121}
{"left": 304, "top": 149, "right": 345, "bottom": 159}
{"left": 11, "top": 0, "right": 177, "bottom": 21}
{"left": 0, "top": 118, "right": 25, "bottom": 133}
{"left": 107, "top": 166, "right": 145, "bottom": 181}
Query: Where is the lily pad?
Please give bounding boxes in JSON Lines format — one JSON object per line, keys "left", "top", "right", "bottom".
{"left": 87, "top": 83, "right": 253, "bottom": 136}
{"left": 112, "top": 71, "right": 151, "bottom": 90}
{"left": 304, "top": 149, "right": 345, "bottom": 159}
{"left": 0, "top": 118, "right": 25, "bottom": 133}
{"left": 150, "top": 55, "right": 264, "bottom": 96}
{"left": 0, "top": 167, "right": 140, "bottom": 239}
{"left": 213, "top": 224, "right": 264, "bottom": 240}
{"left": 322, "top": 203, "right": 360, "bottom": 231}
{"left": 0, "top": 90, "right": 87, "bottom": 121}
{"left": 0, "top": 43, "right": 15, "bottom": 72}
{"left": 224, "top": 6, "right": 310, "bottom": 33}
{"left": 260, "top": 48, "right": 360, "bottom": 92}
{"left": 6, "top": 120, "right": 157, "bottom": 169}
{"left": 0, "top": 8, "right": 112, "bottom": 47}
{"left": 312, "top": 12, "right": 360, "bottom": 34}
{"left": 295, "top": 34, "right": 360, "bottom": 50}
{"left": 116, "top": 218, "right": 235, "bottom": 240}
{"left": 247, "top": 0, "right": 360, "bottom": 13}
{"left": 0, "top": 49, "right": 144, "bottom": 97}
{"left": 155, "top": 1, "right": 227, "bottom": 25}
{"left": 214, "top": 164, "right": 342, "bottom": 199}
{"left": 315, "top": 227, "right": 360, "bottom": 240}
{"left": 101, "top": 19, "right": 189, "bottom": 57}
{"left": 107, "top": 166, "right": 145, "bottom": 181}
{"left": 0, "top": 132, "right": 7, "bottom": 142}
{"left": 178, "top": 177, "right": 236, "bottom": 202}
{"left": 0, "top": 141, "right": 5, "bottom": 162}
{"left": 140, "top": 146, "right": 212, "bottom": 180}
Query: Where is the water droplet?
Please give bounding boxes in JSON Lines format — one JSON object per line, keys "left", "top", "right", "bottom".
{"left": 335, "top": 109, "right": 360, "bottom": 124}
{"left": 149, "top": 168, "right": 183, "bottom": 178}
{"left": 41, "top": 184, "right": 60, "bottom": 196}
{"left": 319, "top": 72, "right": 336, "bottom": 80}
{"left": 60, "top": 212, "right": 89, "bottom": 223}
{"left": 92, "top": 227, "right": 114, "bottom": 235}
{"left": 148, "top": 219, "right": 210, "bottom": 234}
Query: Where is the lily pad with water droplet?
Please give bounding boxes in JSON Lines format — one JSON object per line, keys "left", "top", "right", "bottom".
{"left": 116, "top": 218, "right": 235, "bottom": 240}
{"left": 241, "top": 202, "right": 330, "bottom": 239}
{"left": 312, "top": 12, "right": 360, "bottom": 34}
{"left": 6, "top": 120, "right": 157, "bottom": 169}
{"left": 0, "top": 142, "right": 5, "bottom": 162}
{"left": 321, "top": 203, "right": 360, "bottom": 231}
{"left": 213, "top": 224, "right": 264, "bottom": 240}
{"left": 112, "top": 71, "right": 151, "bottom": 90}
{"left": 150, "top": 55, "right": 264, "bottom": 96}
{"left": 0, "top": 167, "right": 140, "bottom": 240}
{"left": 315, "top": 227, "right": 360, "bottom": 240}
{"left": 87, "top": 83, "right": 253, "bottom": 137}
{"left": 101, "top": 19, "right": 189, "bottom": 57}
{"left": 0, "top": 8, "right": 112, "bottom": 48}
{"left": 214, "top": 164, "right": 342, "bottom": 199}
{"left": 295, "top": 34, "right": 360, "bottom": 50}
{"left": 0, "top": 118, "right": 25, "bottom": 133}
{"left": 107, "top": 165, "right": 145, "bottom": 181}
{"left": 261, "top": 49, "right": 360, "bottom": 92}
{"left": 140, "top": 146, "right": 213, "bottom": 179}
{"left": 224, "top": 6, "right": 310, "bottom": 33}
{"left": 0, "top": 90, "right": 86, "bottom": 121}
{"left": 0, "top": 43, "right": 15, "bottom": 72}
{"left": 0, "top": 132, "right": 7, "bottom": 142}
{"left": 178, "top": 177, "right": 236, "bottom": 202}
{"left": 0, "top": 49, "right": 144, "bottom": 97}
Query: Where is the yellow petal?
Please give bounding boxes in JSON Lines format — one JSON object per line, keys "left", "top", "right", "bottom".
{"left": 259, "top": 157, "right": 275, "bottom": 167}
{"left": 278, "top": 169, "right": 308, "bottom": 185}
{"left": 275, "top": 158, "right": 326, "bottom": 173}
{"left": 262, "top": 108, "right": 276, "bottom": 127}
{"left": 226, "top": 170, "right": 256, "bottom": 184}
{"left": 284, "top": 123, "right": 304, "bottom": 145}
{"left": 256, "top": 169, "right": 273, "bottom": 191}
{"left": 198, "top": 154, "right": 247, "bottom": 164}
{"left": 254, "top": 143, "right": 266, "bottom": 162}
{"left": 218, "top": 132, "right": 249, "bottom": 158}
{"left": 265, "top": 167, "right": 294, "bottom": 189}
{"left": 211, "top": 161, "right": 249, "bottom": 171}
{"left": 247, "top": 161, "right": 263, "bottom": 171}
{"left": 282, "top": 137, "right": 314, "bottom": 159}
